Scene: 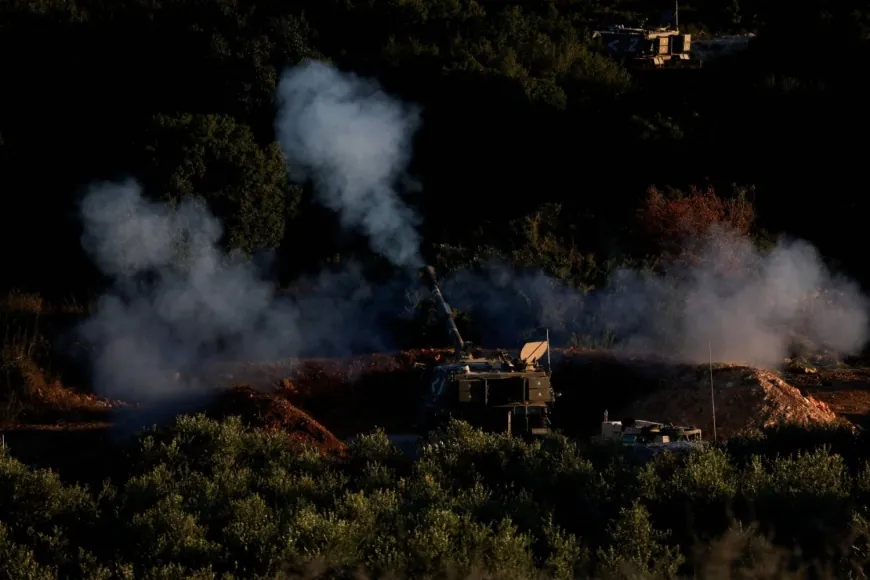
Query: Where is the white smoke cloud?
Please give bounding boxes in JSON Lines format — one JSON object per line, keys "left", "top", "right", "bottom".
{"left": 274, "top": 59, "right": 423, "bottom": 269}
{"left": 77, "top": 179, "right": 408, "bottom": 403}
{"left": 435, "top": 227, "right": 869, "bottom": 369}
{"left": 75, "top": 59, "right": 427, "bottom": 408}
{"left": 73, "top": 58, "right": 868, "bottom": 418}
{"left": 671, "top": 230, "right": 868, "bottom": 366}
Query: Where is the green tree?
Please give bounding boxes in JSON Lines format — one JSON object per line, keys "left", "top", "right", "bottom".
{"left": 141, "top": 113, "right": 301, "bottom": 253}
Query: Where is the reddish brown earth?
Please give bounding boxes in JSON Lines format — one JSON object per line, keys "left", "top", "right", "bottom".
{"left": 0, "top": 349, "right": 452, "bottom": 483}
{"left": 785, "top": 364, "right": 870, "bottom": 428}
{"left": 546, "top": 349, "right": 868, "bottom": 437}
{"left": 205, "top": 385, "right": 346, "bottom": 454}
{"left": 617, "top": 364, "right": 843, "bottom": 439}
{"left": 243, "top": 349, "right": 451, "bottom": 438}
{"left": 4, "top": 347, "right": 870, "bottom": 486}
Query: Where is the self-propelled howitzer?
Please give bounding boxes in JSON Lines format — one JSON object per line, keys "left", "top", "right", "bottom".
{"left": 416, "top": 266, "right": 558, "bottom": 436}
{"left": 420, "top": 265, "right": 466, "bottom": 361}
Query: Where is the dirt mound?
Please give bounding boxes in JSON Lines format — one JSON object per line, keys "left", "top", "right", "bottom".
{"left": 549, "top": 350, "right": 677, "bottom": 436}
{"left": 0, "top": 352, "right": 128, "bottom": 427}
{"left": 619, "top": 365, "right": 843, "bottom": 439}
{"left": 781, "top": 359, "right": 870, "bottom": 428}
{"left": 548, "top": 350, "right": 850, "bottom": 439}
{"left": 230, "top": 349, "right": 455, "bottom": 438}
{"left": 120, "top": 349, "right": 452, "bottom": 440}
{"left": 206, "top": 386, "right": 346, "bottom": 454}
{"left": 188, "top": 348, "right": 859, "bottom": 442}
{"left": 206, "top": 349, "right": 453, "bottom": 392}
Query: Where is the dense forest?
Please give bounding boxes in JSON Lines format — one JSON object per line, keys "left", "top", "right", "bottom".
{"left": 2, "top": 0, "right": 869, "bottom": 301}
{"left": 4, "top": 417, "right": 870, "bottom": 579}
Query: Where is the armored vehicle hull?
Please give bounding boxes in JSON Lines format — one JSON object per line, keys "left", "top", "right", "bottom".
{"left": 593, "top": 25, "right": 701, "bottom": 69}
{"left": 419, "top": 361, "right": 555, "bottom": 436}
{"left": 416, "top": 266, "right": 558, "bottom": 437}
{"left": 599, "top": 415, "right": 703, "bottom": 464}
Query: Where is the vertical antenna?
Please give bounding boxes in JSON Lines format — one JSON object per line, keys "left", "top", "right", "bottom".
{"left": 546, "top": 328, "right": 552, "bottom": 374}
{"left": 675, "top": 0, "right": 680, "bottom": 30}
{"left": 708, "top": 339, "right": 717, "bottom": 441}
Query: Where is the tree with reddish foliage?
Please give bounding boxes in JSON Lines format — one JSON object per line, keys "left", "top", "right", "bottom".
{"left": 637, "top": 185, "right": 756, "bottom": 264}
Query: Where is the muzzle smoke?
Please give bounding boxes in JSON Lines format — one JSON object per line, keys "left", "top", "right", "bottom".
{"left": 77, "top": 179, "right": 408, "bottom": 403}
{"left": 274, "top": 59, "right": 423, "bottom": 269}
{"left": 74, "top": 58, "right": 868, "bottom": 416}
{"left": 436, "top": 226, "right": 869, "bottom": 369}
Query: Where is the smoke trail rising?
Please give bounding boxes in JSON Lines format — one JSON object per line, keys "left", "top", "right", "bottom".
{"left": 274, "top": 59, "right": 423, "bottom": 268}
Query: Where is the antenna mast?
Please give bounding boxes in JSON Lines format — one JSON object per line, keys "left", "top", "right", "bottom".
{"left": 546, "top": 328, "right": 552, "bottom": 374}
{"left": 708, "top": 339, "right": 717, "bottom": 441}
{"left": 674, "top": 0, "right": 679, "bottom": 30}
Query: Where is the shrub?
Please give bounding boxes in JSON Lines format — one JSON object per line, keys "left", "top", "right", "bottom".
{"left": 637, "top": 185, "right": 757, "bottom": 265}
{"left": 2, "top": 416, "right": 870, "bottom": 577}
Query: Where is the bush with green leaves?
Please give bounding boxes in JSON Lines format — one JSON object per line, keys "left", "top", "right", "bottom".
{"left": 3, "top": 417, "right": 870, "bottom": 578}
{"left": 140, "top": 113, "right": 302, "bottom": 254}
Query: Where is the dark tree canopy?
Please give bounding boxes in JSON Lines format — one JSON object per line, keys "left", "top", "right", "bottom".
{"left": 140, "top": 113, "right": 299, "bottom": 254}
{"left": 0, "top": 0, "right": 867, "bottom": 296}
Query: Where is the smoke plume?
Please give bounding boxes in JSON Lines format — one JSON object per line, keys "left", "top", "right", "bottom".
{"left": 274, "top": 59, "right": 423, "bottom": 268}
{"left": 434, "top": 227, "right": 869, "bottom": 369}
{"left": 74, "top": 58, "right": 868, "bottom": 419}
{"left": 77, "top": 179, "right": 408, "bottom": 404}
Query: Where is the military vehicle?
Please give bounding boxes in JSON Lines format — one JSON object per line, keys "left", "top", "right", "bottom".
{"left": 592, "top": 25, "right": 697, "bottom": 69}
{"left": 415, "top": 266, "right": 558, "bottom": 436}
{"left": 599, "top": 414, "right": 703, "bottom": 463}
{"left": 600, "top": 416, "right": 702, "bottom": 444}
{"left": 592, "top": 2, "right": 698, "bottom": 70}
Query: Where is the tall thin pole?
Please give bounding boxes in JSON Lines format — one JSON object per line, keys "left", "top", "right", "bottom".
{"left": 546, "top": 328, "right": 552, "bottom": 373}
{"left": 675, "top": 0, "right": 679, "bottom": 30}
{"left": 708, "top": 339, "right": 717, "bottom": 441}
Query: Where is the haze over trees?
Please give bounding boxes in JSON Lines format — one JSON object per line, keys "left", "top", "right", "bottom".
{"left": 1, "top": 0, "right": 868, "bottom": 300}
{"left": 3, "top": 2, "right": 870, "bottom": 579}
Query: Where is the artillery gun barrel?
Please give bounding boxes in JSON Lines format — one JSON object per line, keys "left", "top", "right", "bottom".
{"left": 419, "top": 266, "right": 465, "bottom": 358}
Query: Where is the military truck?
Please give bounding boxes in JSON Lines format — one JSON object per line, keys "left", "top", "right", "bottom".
{"left": 600, "top": 416, "right": 702, "bottom": 444}
{"left": 592, "top": 25, "right": 697, "bottom": 69}
{"left": 591, "top": 1, "right": 701, "bottom": 69}
{"left": 415, "top": 266, "right": 559, "bottom": 436}
{"left": 599, "top": 414, "right": 703, "bottom": 463}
